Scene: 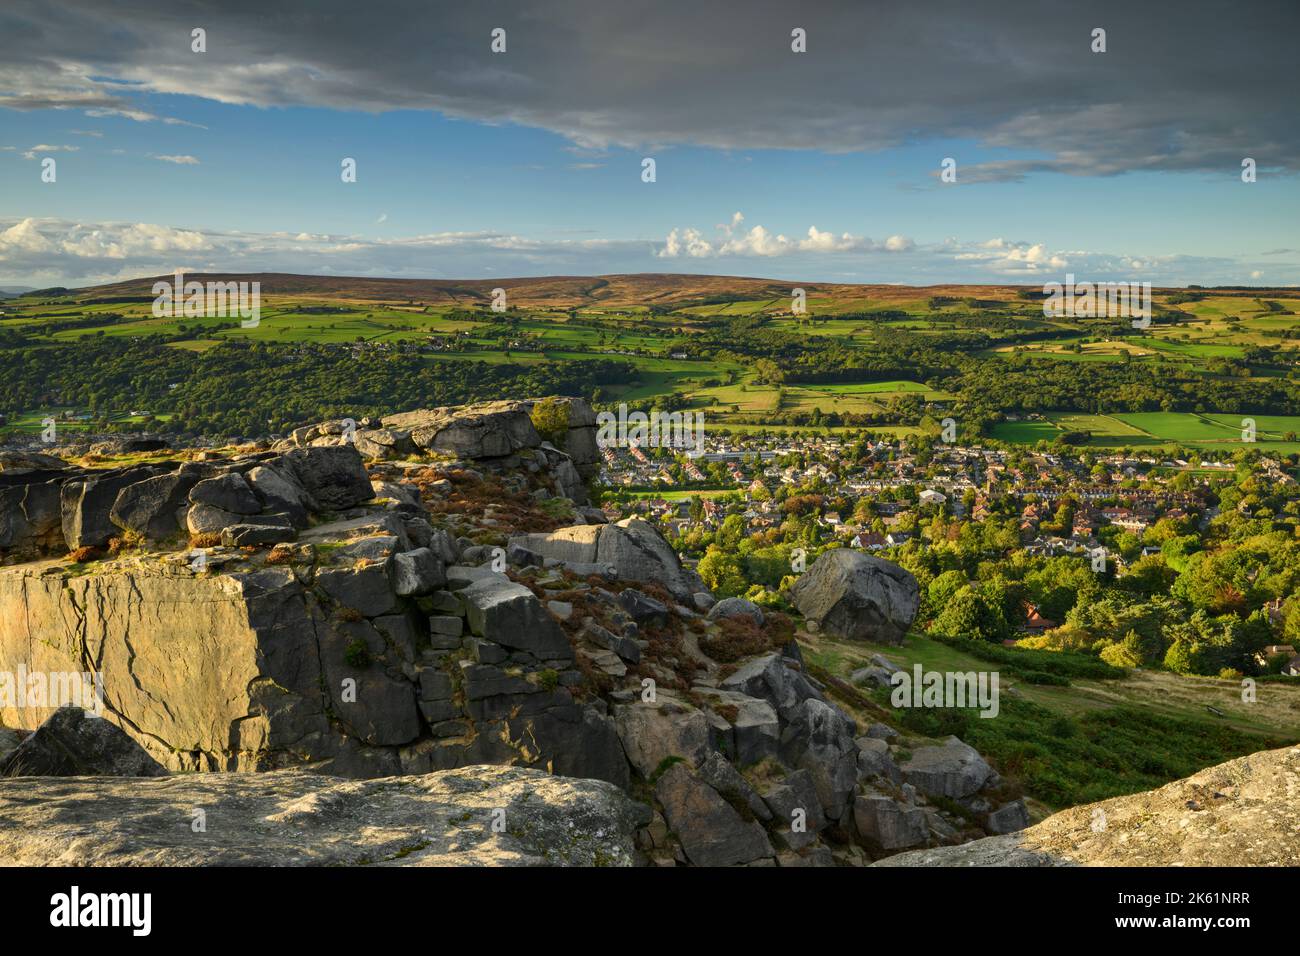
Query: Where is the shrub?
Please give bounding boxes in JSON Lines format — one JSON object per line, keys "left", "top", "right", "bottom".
{"left": 343, "top": 639, "right": 371, "bottom": 668}
{"left": 530, "top": 397, "right": 570, "bottom": 446}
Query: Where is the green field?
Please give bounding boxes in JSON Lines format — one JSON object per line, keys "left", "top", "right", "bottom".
{"left": 991, "top": 411, "right": 1300, "bottom": 451}
{"left": 5, "top": 284, "right": 1300, "bottom": 437}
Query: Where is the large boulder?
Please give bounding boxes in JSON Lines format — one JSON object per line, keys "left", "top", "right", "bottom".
{"left": 612, "top": 695, "right": 711, "bottom": 779}
{"left": 319, "top": 622, "right": 421, "bottom": 746}
{"left": 508, "top": 524, "right": 602, "bottom": 565}
{"left": 60, "top": 466, "right": 164, "bottom": 549}
{"left": 383, "top": 401, "right": 541, "bottom": 459}
{"left": 458, "top": 577, "right": 573, "bottom": 662}
{"left": 789, "top": 548, "right": 919, "bottom": 644}
{"left": 898, "top": 735, "right": 993, "bottom": 800}
{"left": 245, "top": 463, "right": 314, "bottom": 527}
{"left": 277, "top": 446, "right": 374, "bottom": 511}
{"left": 655, "top": 762, "right": 774, "bottom": 866}
{"left": 189, "top": 472, "right": 261, "bottom": 514}
{"left": 879, "top": 744, "right": 1300, "bottom": 867}
{"left": 0, "top": 451, "right": 70, "bottom": 475}
{"left": 0, "top": 706, "right": 167, "bottom": 777}
{"left": 784, "top": 697, "right": 860, "bottom": 823}
{"left": 693, "top": 687, "right": 780, "bottom": 766}
{"left": 109, "top": 471, "right": 199, "bottom": 540}
{"left": 719, "top": 652, "right": 823, "bottom": 723}
{"left": 0, "top": 765, "right": 646, "bottom": 866}
{"left": 0, "top": 479, "right": 64, "bottom": 553}
{"left": 855, "top": 793, "right": 929, "bottom": 850}
{"left": 595, "top": 518, "right": 698, "bottom": 601}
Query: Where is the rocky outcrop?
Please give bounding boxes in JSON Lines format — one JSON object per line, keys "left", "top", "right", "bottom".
{"left": 510, "top": 518, "right": 707, "bottom": 603}
{"left": 789, "top": 548, "right": 919, "bottom": 644}
{"left": 0, "top": 444, "right": 374, "bottom": 561}
{"left": 0, "top": 765, "right": 647, "bottom": 866}
{"left": 0, "top": 406, "right": 1019, "bottom": 868}
{"left": 877, "top": 745, "right": 1300, "bottom": 867}
{"left": 0, "top": 706, "right": 166, "bottom": 777}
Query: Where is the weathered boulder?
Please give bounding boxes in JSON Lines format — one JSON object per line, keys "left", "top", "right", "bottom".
{"left": 784, "top": 697, "right": 859, "bottom": 823}
{"left": 697, "top": 750, "right": 772, "bottom": 823}
{"left": 761, "top": 768, "right": 825, "bottom": 849}
{"left": 707, "top": 596, "right": 765, "bottom": 627}
{"left": 596, "top": 518, "right": 698, "bottom": 601}
{"left": 0, "top": 765, "right": 646, "bottom": 866}
{"left": 384, "top": 402, "right": 541, "bottom": 459}
{"left": 580, "top": 620, "right": 641, "bottom": 664}
{"left": 898, "top": 735, "right": 993, "bottom": 800}
{"left": 694, "top": 687, "right": 780, "bottom": 766}
{"left": 655, "top": 762, "right": 774, "bottom": 866}
{"left": 185, "top": 501, "right": 244, "bottom": 535}
{"left": 189, "top": 472, "right": 261, "bottom": 514}
{"left": 855, "top": 792, "right": 929, "bottom": 850}
{"left": 61, "top": 466, "right": 164, "bottom": 549}
{"left": 245, "top": 463, "right": 313, "bottom": 527}
{"left": 855, "top": 736, "right": 903, "bottom": 785}
{"left": 986, "top": 799, "right": 1030, "bottom": 835}
{"left": 391, "top": 547, "right": 446, "bottom": 596}
{"left": 319, "top": 622, "right": 421, "bottom": 746}
{"left": 613, "top": 696, "right": 711, "bottom": 779}
{"left": 789, "top": 548, "right": 919, "bottom": 645}
{"left": 458, "top": 577, "right": 573, "bottom": 662}
{"left": 221, "top": 523, "right": 295, "bottom": 547}
{"left": 352, "top": 427, "right": 417, "bottom": 460}
{"left": 526, "top": 396, "right": 601, "bottom": 478}
{"left": 316, "top": 564, "right": 399, "bottom": 618}
{"left": 508, "top": 524, "right": 602, "bottom": 565}
{"left": 0, "top": 450, "right": 70, "bottom": 474}
{"left": 619, "top": 588, "right": 669, "bottom": 625}
{"left": 0, "top": 706, "right": 166, "bottom": 777}
{"left": 109, "top": 472, "right": 197, "bottom": 540}
{"left": 719, "top": 652, "right": 823, "bottom": 724}
{"left": 879, "top": 745, "right": 1300, "bottom": 867}
{"left": 0, "top": 479, "right": 64, "bottom": 553}
{"left": 278, "top": 445, "right": 374, "bottom": 511}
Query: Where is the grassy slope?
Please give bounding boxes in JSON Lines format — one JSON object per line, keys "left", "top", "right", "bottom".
{"left": 802, "top": 632, "right": 1300, "bottom": 810}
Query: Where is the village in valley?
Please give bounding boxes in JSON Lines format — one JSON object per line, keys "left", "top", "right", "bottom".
{"left": 597, "top": 427, "right": 1300, "bottom": 676}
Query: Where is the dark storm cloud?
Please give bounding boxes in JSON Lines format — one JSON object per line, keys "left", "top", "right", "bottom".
{"left": 0, "top": 0, "right": 1296, "bottom": 176}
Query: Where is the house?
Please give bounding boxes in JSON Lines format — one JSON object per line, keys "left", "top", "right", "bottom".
{"left": 1257, "top": 644, "right": 1297, "bottom": 667}
{"left": 885, "top": 531, "right": 911, "bottom": 547}
{"left": 1022, "top": 604, "right": 1057, "bottom": 635}
{"left": 1285, "top": 656, "right": 1300, "bottom": 678}
{"left": 919, "top": 489, "right": 947, "bottom": 507}
{"left": 852, "top": 531, "right": 887, "bottom": 550}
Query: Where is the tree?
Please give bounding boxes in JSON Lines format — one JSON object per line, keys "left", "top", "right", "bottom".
{"left": 697, "top": 545, "right": 747, "bottom": 597}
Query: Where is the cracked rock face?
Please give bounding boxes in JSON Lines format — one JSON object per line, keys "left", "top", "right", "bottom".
{"left": 0, "top": 765, "right": 647, "bottom": 866}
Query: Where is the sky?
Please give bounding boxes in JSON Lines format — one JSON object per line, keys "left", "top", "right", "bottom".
{"left": 1, "top": 0, "right": 1297, "bottom": 289}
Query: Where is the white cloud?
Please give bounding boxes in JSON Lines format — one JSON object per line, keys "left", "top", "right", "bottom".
{"left": 151, "top": 154, "right": 200, "bottom": 165}
{"left": 660, "top": 216, "right": 913, "bottom": 259}
{"left": 0, "top": 217, "right": 1286, "bottom": 289}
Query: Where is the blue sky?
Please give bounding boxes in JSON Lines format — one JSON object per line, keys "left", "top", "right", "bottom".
{"left": 1, "top": 0, "right": 1297, "bottom": 287}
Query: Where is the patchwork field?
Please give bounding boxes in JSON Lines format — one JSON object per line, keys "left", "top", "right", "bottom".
{"left": 4, "top": 277, "right": 1299, "bottom": 440}
{"left": 990, "top": 411, "right": 1300, "bottom": 452}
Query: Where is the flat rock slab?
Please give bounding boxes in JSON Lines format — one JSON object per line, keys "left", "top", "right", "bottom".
{"left": 0, "top": 765, "right": 646, "bottom": 866}
{"left": 877, "top": 744, "right": 1300, "bottom": 867}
